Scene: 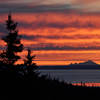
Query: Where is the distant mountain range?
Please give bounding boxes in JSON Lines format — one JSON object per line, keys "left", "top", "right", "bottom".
{"left": 66, "top": 60, "right": 100, "bottom": 69}
{"left": 39, "top": 60, "right": 100, "bottom": 70}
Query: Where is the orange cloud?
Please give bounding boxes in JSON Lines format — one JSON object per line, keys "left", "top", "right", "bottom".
{"left": 1, "top": 12, "right": 100, "bottom": 65}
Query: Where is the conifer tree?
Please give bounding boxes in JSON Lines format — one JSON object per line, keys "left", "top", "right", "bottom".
{"left": 0, "top": 13, "right": 23, "bottom": 65}
{"left": 24, "top": 49, "right": 37, "bottom": 73}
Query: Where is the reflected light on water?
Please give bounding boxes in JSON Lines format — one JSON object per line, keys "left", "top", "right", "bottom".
{"left": 73, "top": 83, "right": 100, "bottom": 87}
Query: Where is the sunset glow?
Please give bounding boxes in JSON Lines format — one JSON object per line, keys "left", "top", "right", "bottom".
{"left": 1, "top": 1, "right": 100, "bottom": 65}
{"left": 73, "top": 83, "right": 100, "bottom": 87}
{"left": 1, "top": 1, "right": 100, "bottom": 98}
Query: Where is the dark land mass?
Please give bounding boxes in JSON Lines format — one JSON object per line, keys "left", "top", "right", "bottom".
{"left": 39, "top": 60, "right": 100, "bottom": 70}
{"left": 39, "top": 65, "right": 67, "bottom": 69}
{"left": 0, "top": 64, "right": 100, "bottom": 100}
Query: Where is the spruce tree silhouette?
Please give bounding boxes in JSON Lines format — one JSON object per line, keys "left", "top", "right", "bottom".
{"left": 0, "top": 13, "right": 23, "bottom": 65}
{"left": 24, "top": 49, "right": 37, "bottom": 74}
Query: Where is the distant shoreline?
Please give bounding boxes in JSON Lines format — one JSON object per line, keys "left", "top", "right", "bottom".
{"left": 39, "top": 60, "right": 100, "bottom": 70}
{"left": 39, "top": 65, "right": 100, "bottom": 70}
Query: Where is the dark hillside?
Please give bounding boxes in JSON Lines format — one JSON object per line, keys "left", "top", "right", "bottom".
{"left": 0, "top": 65, "right": 100, "bottom": 100}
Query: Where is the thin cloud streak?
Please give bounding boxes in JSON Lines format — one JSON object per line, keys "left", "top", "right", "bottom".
{"left": 1, "top": 13, "right": 100, "bottom": 51}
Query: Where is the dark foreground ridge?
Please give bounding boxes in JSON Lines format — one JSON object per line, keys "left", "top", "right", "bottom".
{"left": 0, "top": 64, "right": 100, "bottom": 100}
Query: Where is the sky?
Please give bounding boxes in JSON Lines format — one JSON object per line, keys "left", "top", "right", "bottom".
{"left": 0, "top": 0, "right": 100, "bottom": 65}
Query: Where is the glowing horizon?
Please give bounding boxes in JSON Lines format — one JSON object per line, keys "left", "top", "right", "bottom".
{"left": 1, "top": 1, "right": 100, "bottom": 65}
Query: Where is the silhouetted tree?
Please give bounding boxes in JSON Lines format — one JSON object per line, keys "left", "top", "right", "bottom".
{"left": 24, "top": 49, "right": 37, "bottom": 74}
{"left": 0, "top": 13, "right": 23, "bottom": 65}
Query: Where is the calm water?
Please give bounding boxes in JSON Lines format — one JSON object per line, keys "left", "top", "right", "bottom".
{"left": 39, "top": 70, "right": 100, "bottom": 83}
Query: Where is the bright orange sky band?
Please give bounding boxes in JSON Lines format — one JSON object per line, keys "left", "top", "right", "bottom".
{"left": 1, "top": 12, "right": 100, "bottom": 65}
